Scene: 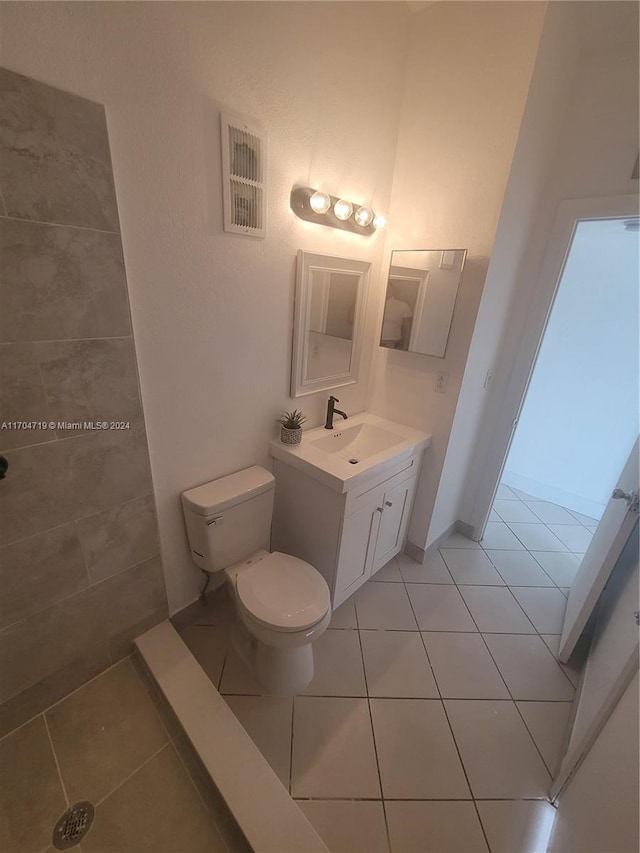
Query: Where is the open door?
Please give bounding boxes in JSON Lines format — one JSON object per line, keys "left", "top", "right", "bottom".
{"left": 559, "top": 438, "right": 639, "bottom": 662}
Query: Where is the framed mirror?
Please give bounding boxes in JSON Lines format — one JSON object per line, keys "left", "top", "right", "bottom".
{"left": 291, "top": 250, "right": 370, "bottom": 397}
{"left": 380, "top": 249, "right": 466, "bottom": 357}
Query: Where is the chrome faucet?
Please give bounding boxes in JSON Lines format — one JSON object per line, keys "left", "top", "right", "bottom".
{"left": 325, "top": 395, "right": 348, "bottom": 430}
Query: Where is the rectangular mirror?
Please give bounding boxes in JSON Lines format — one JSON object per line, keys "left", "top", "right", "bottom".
{"left": 291, "top": 251, "right": 370, "bottom": 397}
{"left": 380, "top": 249, "right": 466, "bottom": 357}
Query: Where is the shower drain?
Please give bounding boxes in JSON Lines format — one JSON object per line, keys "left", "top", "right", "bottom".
{"left": 52, "top": 801, "right": 95, "bottom": 849}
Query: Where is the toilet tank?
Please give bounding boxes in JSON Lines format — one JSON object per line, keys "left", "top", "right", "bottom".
{"left": 182, "top": 466, "right": 275, "bottom": 573}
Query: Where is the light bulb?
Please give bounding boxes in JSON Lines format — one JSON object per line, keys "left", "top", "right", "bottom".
{"left": 354, "top": 206, "right": 373, "bottom": 227}
{"left": 334, "top": 199, "right": 353, "bottom": 221}
{"left": 373, "top": 212, "right": 387, "bottom": 230}
{"left": 309, "top": 191, "right": 331, "bottom": 214}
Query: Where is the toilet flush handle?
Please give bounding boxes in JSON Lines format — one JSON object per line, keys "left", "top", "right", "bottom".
{"left": 207, "top": 515, "right": 224, "bottom": 526}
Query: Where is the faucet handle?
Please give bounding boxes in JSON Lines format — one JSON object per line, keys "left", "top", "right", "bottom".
{"left": 329, "top": 395, "right": 339, "bottom": 402}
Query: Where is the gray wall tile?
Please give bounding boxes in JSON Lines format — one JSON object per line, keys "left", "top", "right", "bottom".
{"left": 0, "top": 218, "right": 131, "bottom": 342}
{"left": 0, "top": 69, "right": 119, "bottom": 230}
{"left": 0, "top": 643, "right": 111, "bottom": 739}
{"left": 0, "top": 427, "right": 153, "bottom": 546}
{"left": 0, "top": 342, "right": 53, "bottom": 449}
{"left": 37, "top": 338, "right": 144, "bottom": 436}
{"left": 0, "top": 524, "right": 89, "bottom": 630}
{"left": 0, "top": 555, "right": 167, "bottom": 705}
{"left": 76, "top": 494, "right": 159, "bottom": 583}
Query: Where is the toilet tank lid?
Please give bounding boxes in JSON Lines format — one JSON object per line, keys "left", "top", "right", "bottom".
{"left": 182, "top": 465, "right": 275, "bottom": 516}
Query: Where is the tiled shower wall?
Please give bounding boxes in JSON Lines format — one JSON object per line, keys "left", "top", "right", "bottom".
{"left": 0, "top": 68, "right": 168, "bottom": 736}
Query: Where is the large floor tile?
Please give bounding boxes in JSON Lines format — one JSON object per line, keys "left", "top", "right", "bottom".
{"left": 445, "top": 700, "right": 550, "bottom": 798}
{"left": 540, "top": 635, "right": 583, "bottom": 688}
{"left": 440, "top": 548, "right": 505, "bottom": 585}
{"left": 481, "top": 522, "right": 526, "bottom": 550}
{"left": 507, "top": 523, "right": 568, "bottom": 552}
{"left": 483, "top": 634, "right": 575, "bottom": 700}
{"left": 330, "top": 598, "right": 358, "bottom": 629}
{"left": 303, "top": 629, "right": 366, "bottom": 696}
{"left": 291, "top": 697, "right": 380, "bottom": 798}
{"left": 509, "top": 487, "right": 542, "bottom": 500}
{"left": 0, "top": 716, "right": 67, "bottom": 853}
{"left": 523, "top": 501, "right": 578, "bottom": 525}
{"left": 547, "top": 523, "right": 593, "bottom": 552}
{"left": 370, "top": 698, "right": 470, "bottom": 799}
{"left": 485, "top": 549, "right": 555, "bottom": 587}
{"left": 496, "top": 484, "right": 518, "bottom": 500}
{"left": 83, "top": 744, "right": 226, "bottom": 852}
{"left": 179, "top": 624, "right": 229, "bottom": 688}
{"left": 422, "top": 632, "right": 509, "bottom": 699}
{"left": 46, "top": 658, "right": 168, "bottom": 804}
{"left": 510, "top": 587, "right": 568, "bottom": 634}
{"left": 406, "top": 584, "right": 477, "bottom": 632}
{"left": 458, "top": 586, "right": 535, "bottom": 633}
{"left": 493, "top": 499, "right": 541, "bottom": 523}
{"left": 225, "top": 695, "right": 292, "bottom": 787}
{"left": 386, "top": 801, "right": 488, "bottom": 853}
{"left": 360, "top": 630, "right": 438, "bottom": 698}
{"left": 298, "top": 800, "right": 389, "bottom": 853}
{"left": 354, "top": 582, "right": 417, "bottom": 630}
{"left": 476, "top": 800, "right": 557, "bottom": 853}
{"left": 371, "top": 558, "right": 403, "bottom": 582}
{"left": 517, "top": 701, "right": 572, "bottom": 774}
{"left": 439, "top": 533, "right": 481, "bottom": 549}
{"left": 218, "top": 643, "right": 263, "bottom": 695}
{"left": 568, "top": 509, "right": 599, "bottom": 525}
{"left": 397, "top": 550, "right": 453, "bottom": 583}
{"left": 531, "top": 551, "right": 581, "bottom": 586}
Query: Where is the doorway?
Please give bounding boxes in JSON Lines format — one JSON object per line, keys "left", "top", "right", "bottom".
{"left": 483, "top": 211, "right": 639, "bottom": 598}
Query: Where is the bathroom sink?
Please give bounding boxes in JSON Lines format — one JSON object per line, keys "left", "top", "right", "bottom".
{"left": 311, "top": 423, "right": 404, "bottom": 462}
{"left": 269, "top": 412, "right": 431, "bottom": 493}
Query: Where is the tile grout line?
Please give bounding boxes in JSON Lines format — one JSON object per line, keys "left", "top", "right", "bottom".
{"left": 43, "top": 712, "right": 70, "bottom": 808}
{"left": 0, "top": 213, "right": 120, "bottom": 235}
{"left": 94, "top": 742, "right": 172, "bottom": 808}
{"left": 354, "top": 587, "right": 393, "bottom": 853}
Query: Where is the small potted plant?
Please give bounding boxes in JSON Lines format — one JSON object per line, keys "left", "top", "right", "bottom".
{"left": 277, "top": 408, "right": 307, "bottom": 445}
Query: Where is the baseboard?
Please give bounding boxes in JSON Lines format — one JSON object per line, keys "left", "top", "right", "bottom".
{"left": 501, "top": 470, "right": 605, "bottom": 520}
{"left": 405, "top": 521, "right": 460, "bottom": 564}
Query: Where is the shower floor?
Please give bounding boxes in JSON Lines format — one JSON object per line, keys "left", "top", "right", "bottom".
{"left": 0, "top": 656, "right": 227, "bottom": 853}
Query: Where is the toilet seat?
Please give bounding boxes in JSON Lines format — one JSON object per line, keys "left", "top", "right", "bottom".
{"left": 235, "top": 551, "right": 331, "bottom": 633}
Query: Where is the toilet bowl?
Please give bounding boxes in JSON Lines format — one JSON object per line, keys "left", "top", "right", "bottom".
{"left": 181, "top": 466, "right": 332, "bottom": 695}
{"left": 226, "top": 550, "right": 331, "bottom": 693}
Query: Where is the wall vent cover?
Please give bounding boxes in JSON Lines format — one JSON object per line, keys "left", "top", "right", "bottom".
{"left": 221, "top": 113, "right": 267, "bottom": 238}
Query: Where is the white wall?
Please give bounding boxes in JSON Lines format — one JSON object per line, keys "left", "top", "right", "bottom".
{"left": 431, "top": 1, "right": 639, "bottom": 541}
{"left": 0, "top": 1, "right": 410, "bottom": 612}
{"left": 366, "top": 0, "right": 547, "bottom": 551}
{"left": 503, "top": 218, "right": 639, "bottom": 519}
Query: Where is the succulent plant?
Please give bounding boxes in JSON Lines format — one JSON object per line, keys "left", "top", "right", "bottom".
{"left": 277, "top": 409, "right": 307, "bottom": 429}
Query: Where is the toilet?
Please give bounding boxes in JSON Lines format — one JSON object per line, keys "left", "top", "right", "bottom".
{"left": 181, "top": 465, "right": 331, "bottom": 694}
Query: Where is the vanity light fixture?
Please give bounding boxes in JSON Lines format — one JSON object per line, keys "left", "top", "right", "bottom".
{"left": 289, "top": 185, "right": 386, "bottom": 236}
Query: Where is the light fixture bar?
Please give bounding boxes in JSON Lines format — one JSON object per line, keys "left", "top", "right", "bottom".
{"left": 290, "top": 186, "right": 384, "bottom": 236}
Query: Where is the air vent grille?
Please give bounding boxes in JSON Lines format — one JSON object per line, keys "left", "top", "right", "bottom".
{"left": 221, "top": 114, "right": 267, "bottom": 237}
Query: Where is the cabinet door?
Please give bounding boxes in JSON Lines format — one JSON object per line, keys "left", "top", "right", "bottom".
{"left": 373, "top": 477, "right": 417, "bottom": 571}
{"left": 334, "top": 502, "right": 381, "bottom": 607}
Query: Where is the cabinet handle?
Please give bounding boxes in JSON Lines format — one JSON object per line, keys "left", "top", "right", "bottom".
{"left": 376, "top": 506, "right": 384, "bottom": 513}
{"left": 385, "top": 501, "right": 393, "bottom": 507}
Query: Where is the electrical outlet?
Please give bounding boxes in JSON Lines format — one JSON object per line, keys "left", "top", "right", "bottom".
{"left": 435, "top": 372, "right": 448, "bottom": 393}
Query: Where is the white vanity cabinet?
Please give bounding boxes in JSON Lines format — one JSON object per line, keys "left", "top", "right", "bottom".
{"left": 271, "top": 450, "right": 422, "bottom": 609}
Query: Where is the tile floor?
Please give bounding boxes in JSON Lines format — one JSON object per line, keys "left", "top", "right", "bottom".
{"left": 178, "top": 485, "right": 594, "bottom": 853}
{"left": 0, "top": 657, "right": 227, "bottom": 853}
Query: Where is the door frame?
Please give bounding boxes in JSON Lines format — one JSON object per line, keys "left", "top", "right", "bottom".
{"left": 469, "top": 193, "right": 640, "bottom": 540}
